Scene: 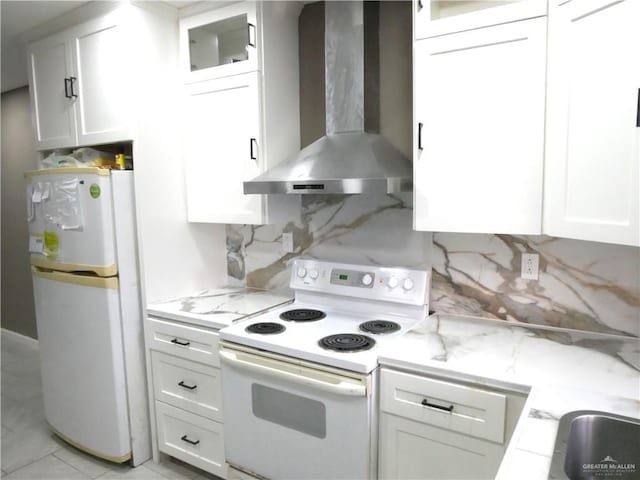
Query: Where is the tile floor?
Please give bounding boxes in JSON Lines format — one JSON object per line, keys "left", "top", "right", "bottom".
{"left": 1, "top": 330, "right": 220, "bottom": 480}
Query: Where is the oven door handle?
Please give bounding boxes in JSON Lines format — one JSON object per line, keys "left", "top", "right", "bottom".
{"left": 219, "top": 349, "right": 366, "bottom": 397}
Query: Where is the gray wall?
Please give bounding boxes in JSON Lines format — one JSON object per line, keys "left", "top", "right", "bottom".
{"left": 1, "top": 87, "right": 39, "bottom": 338}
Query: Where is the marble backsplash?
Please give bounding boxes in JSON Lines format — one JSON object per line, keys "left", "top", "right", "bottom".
{"left": 226, "top": 195, "right": 639, "bottom": 337}
{"left": 431, "top": 233, "right": 639, "bottom": 338}
{"left": 227, "top": 192, "right": 431, "bottom": 290}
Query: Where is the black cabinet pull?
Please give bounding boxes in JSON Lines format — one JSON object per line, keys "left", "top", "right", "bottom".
{"left": 250, "top": 138, "right": 258, "bottom": 160}
{"left": 418, "top": 122, "right": 424, "bottom": 150}
{"left": 178, "top": 381, "right": 197, "bottom": 391}
{"left": 170, "top": 338, "right": 190, "bottom": 347}
{"left": 69, "top": 76, "right": 78, "bottom": 98}
{"left": 418, "top": 0, "right": 424, "bottom": 11}
{"left": 636, "top": 88, "right": 639, "bottom": 128}
{"left": 64, "top": 78, "right": 72, "bottom": 98}
{"left": 421, "top": 398, "right": 454, "bottom": 412}
{"left": 247, "top": 23, "right": 256, "bottom": 48}
{"left": 180, "top": 435, "right": 200, "bottom": 446}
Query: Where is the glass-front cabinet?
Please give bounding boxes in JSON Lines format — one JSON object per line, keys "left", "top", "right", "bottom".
{"left": 179, "top": 2, "right": 258, "bottom": 82}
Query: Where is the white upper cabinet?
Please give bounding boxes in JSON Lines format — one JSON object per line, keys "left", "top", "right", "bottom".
{"left": 72, "top": 13, "right": 130, "bottom": 147}
{"left": 414, "top": 13, "right": 547, "bottom": 234}
{"left": 184, "top": 73, "right": 263, "bottom": 224}
{"left": 415, "top": 0, "right": 547, "bottom": 40}
{"left": 27, "top": 31, "right": 77, "bottom": 149}
{"left": 179, "top": 2, "right": 258, "bottom": 83}
{"left": 26, "top": 8, "right": 131, "bottom": 150}
{"left": 543, "top": 0, "right": 640, "bottom": 246}
{"left": 180, "top": 2, "right": 301, "bottom": 225}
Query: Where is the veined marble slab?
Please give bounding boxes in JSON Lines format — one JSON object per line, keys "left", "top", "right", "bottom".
{"left": 431, "top": 233, "right": 640, "bottom": 337}
{"left": 147, "top": 287, "right": 293, "bottom": 330}
{"left": 378, "top": 314, "right": 640, "bottom": 480}
{"left": 226, "top": 192, "right": 431, "bottom": 291}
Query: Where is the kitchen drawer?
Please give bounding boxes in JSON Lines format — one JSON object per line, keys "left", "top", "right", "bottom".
{"left": 155, "top": 401, "right": 226, "bottom": 478}
{"left": 151, "top": 351, "right": 223, "bottom": 422}
{"left": 380, "top": 368, "right": 506, "bottom": 443}
{"left": 147, "top": 317, "right": 219, "bottom": 366}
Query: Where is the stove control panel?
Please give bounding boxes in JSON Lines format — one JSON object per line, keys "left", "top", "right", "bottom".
{"left": 290, "top": 259, "right": 430, "bottom": 306}
{"left": 330, "top": 268, "right": 375, "bottom": 288}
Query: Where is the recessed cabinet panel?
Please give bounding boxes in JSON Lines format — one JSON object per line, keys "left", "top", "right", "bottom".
{"left": 414, "top": 17, "right": 546, "bottom": 234}
{"left": 543, "top": 0, "right": 640, "bottom": 246}
{"left": 379, "top": 413, "right": 504, "bottom": 480}
{"left": 180, "top": 2, "right": 258, "bottom": 83}
{"left": 183, "top": 73, "right": 263, "bottom": 224}
{"left": 27, "top": 33, "right": 77, "bottom": 149}
{"left": 74, "top": 17, "right": 129, "bottom": 145}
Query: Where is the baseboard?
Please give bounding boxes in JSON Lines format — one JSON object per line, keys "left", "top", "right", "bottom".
{"left": 1, "top": 328, "right": 39, "bottom": 348}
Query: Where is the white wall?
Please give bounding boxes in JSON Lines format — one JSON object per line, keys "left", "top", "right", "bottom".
{"left": 1, "top": 87, "right": 39, "bottom": 338}
{"left": 131, "top": 4, "right": 228, "bottom": 303}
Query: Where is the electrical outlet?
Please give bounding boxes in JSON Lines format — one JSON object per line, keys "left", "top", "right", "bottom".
{"left": 521, "top": 253, "right": 539, "bottom": 280}
{"left": 282, "top": 232, "right": 294, "bottom": 253}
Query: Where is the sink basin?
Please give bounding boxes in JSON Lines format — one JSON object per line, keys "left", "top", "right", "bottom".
{"left": 549, "top": 410, "right": 640, "bottom": 479}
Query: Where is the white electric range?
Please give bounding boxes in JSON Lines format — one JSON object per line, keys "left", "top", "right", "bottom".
{"left": 219, "top": 259, "right": 431, "bottom": 480}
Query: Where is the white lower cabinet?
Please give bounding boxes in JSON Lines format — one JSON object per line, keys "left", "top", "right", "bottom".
{"left": 379, "top": 413, "right": 504, "bottom": 479}
{"left": 146, "top": 316, "right": 227, "bottom": 478}
{"left": 151, "top": 351, "right": 223, "bottom": 422}
{"left": 155, "top": 402, "right": 226, "bottom": 477}
{"left": 378, "top": 368, "right": 526, "bottom": 480}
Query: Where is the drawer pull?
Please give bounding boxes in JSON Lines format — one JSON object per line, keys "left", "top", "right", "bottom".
{"left": 170, "top": 338, "right": 190, "bottom": 347}
{"left": 421, "top": 398, "right": 454, "bottom": 412}
{"left": 178, "top": 381, "right": 197, "bottom": 391}
{"left": 180, "top": 434, "right": 200, "bottom": 446}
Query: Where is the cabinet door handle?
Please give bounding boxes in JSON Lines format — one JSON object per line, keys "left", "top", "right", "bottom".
{"left": 421, "top": 398, "right": 454, "bottom": 412}
{"left": 636, "top": 88, "right": 639, "bottom": 128}
{"left": 418, "top": 122, "right": 424, "bottom": 150}
{"left": 250, "top": 138, "right": 258, "bottom": 160}
{"left": 247, "top": 23, "right": 256, "bottom": 48}
{"left": 69, "top": 76, "right": 78, "bottom": 98}
{"left": 64, "top": 78, "right": 72, "bottom": 98}
{"left": 170, "top": 338, "right": 190, "bottom": 347}
{"left": 178, "top": 381, "right": 197, "bottom": 391}
{"left": 417, "top": 0, "right": 424, "bottom": 11}
{"left": 180, "top": 435, "right": 200, "bottom": 446}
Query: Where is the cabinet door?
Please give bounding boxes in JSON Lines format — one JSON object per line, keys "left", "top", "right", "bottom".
{"left": 26, "top": 32, "right": 77, "bottom": 150}
{"left": 71, "top": 11, "right": 130, "bottom": 146}
{"left": 544, "top": 0, "right": 640, "bottom": 246}
{"left": 379, "top": 413, "right": 504, "bottom": 480}
{"left": 414, "top": 18, "right": 546, "bottom": 234}
{"left": 183, "top": 73, "right": 263, "bottom": 224}
{"left": 180, "top": 1, "right": 259, "bottom": 83}
{"left": 415, "top": 0, "right": 546, "bottom": 40}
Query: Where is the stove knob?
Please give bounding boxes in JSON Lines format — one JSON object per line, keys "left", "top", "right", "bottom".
{"left": 361, "top": 273, "right": 373, "bottom": 286}
{"left": 388, "top": 276, "right": 399, "bottom": 288}
{"left": 297, "top": 267, "right": 307, "bottom": 278}
{"left": 403, "top": 278, "right": 415, "bottom": 291}
{"left": 309, "top": 268, "right": 319, "bottom": 280}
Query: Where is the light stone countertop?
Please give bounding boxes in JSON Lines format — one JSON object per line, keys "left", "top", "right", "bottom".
{"left": 378, "top": 314, "right": 640, "bottom": 480}
{"left": 146, "top": 287, "right": 293, "bottom": 330}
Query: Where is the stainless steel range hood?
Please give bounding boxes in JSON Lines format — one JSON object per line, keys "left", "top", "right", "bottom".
{"left": 244, "top": 1, "right": 412, "bottom": 195}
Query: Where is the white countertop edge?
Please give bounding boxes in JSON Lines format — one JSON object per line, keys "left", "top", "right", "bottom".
{"left": 377, "top": 355, "right": 532, "bottom": 395}
{"left": 146, "top": 309, "right": 240, "bottom": 330}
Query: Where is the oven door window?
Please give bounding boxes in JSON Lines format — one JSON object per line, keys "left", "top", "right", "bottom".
{"left": 251, "top": 384, "right": 326, "bottom": 439}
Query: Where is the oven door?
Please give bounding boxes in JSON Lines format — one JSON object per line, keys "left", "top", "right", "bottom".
{"left": 219, "top": 343, "right": 375, "bottom": 480}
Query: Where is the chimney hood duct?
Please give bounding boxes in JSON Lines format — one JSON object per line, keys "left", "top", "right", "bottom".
{"left": 244, "top": 1, "right": 412, "bottom": 195}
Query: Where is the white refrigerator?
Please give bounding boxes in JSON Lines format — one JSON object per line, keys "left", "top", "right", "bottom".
{"left": 26, "top": 167, "right": 150, "bottom": 465}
